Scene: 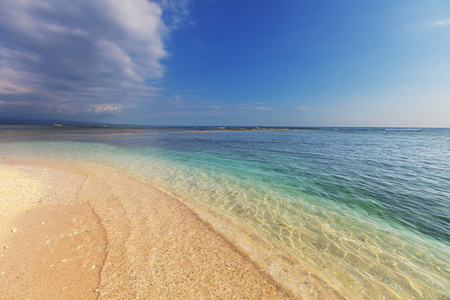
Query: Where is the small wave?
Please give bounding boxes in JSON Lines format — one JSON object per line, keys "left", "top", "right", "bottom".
{"left": 384, "top": 128, "right": 423, "bottom": 131}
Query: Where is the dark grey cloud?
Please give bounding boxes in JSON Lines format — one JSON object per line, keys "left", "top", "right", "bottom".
{"left": 0, "top": 0, "right": 184, "bottom": 119}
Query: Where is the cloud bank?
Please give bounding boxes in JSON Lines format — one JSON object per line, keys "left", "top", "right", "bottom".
{"left": 0, "top": 0, "right": 182, "bottom": 119}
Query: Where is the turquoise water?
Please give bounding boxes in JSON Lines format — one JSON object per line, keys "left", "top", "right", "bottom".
{"left": 1, "top": 125, "right": 449, "bottom": 298}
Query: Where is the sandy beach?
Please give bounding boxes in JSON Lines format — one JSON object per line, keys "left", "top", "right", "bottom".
{"left": 0, "top": 158, "right": 288, "bottom": 299}
{"left": 0, "top": 157, "right": 346, "bottom": 299}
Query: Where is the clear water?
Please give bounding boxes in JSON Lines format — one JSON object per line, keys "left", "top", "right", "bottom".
{"left": 1, "top": 125, "right": 449, "bottom": 298}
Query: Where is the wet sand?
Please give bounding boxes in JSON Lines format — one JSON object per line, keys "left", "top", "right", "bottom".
{"left": 0, "top": 158, "right": 343, "bottom": 299}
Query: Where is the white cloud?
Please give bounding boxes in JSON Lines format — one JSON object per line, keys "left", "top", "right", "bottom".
{"left": 88, "top": 104, "right": 123, "bottom": 114}
{"left": 235, "top": 102, "right": 276, "bottom": 111}
{"left": 292, "top": 106, "right": 311, "bottom": 111}
{"left": 434, "top": 19, "right": 450, "bottom": 26}
{"left": 157, "top": 0, "right": 190, "bottom": 30}
{"left": 0, "top": 0, "right": 184, "bottom": 118}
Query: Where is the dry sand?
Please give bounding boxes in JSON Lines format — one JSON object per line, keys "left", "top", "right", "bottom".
{"left": 0, "top": 158, "right": 344, "bottom": 299}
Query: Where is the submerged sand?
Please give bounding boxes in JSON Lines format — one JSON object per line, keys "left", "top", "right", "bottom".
{"left": 0, "top": 158, "right": 343, "bottom": 299}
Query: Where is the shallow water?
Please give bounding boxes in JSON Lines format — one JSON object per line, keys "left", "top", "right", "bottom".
{"left": 1, "top": 125, "right": 449, "bottom": 298}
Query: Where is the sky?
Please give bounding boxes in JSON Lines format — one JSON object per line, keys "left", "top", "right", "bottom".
{"left": 0, "top": 0, "right": 449, "bottom": 127}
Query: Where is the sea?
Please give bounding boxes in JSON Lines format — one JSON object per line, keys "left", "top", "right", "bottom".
{"left": 0, "top": 125, "right": 449, "bottom": 299}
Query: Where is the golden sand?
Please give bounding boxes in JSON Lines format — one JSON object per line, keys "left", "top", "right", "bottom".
{"left": 0, "top": 159, "right": 290, "bottom": 299}
{"left": 0, "top": 158, "right": 344, "bottom": 299}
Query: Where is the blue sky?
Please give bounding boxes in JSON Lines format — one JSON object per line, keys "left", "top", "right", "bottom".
{"left": 0, "top": 0, "right": 449, "bottom": 126}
